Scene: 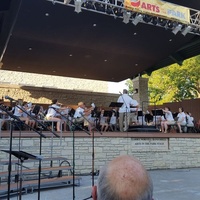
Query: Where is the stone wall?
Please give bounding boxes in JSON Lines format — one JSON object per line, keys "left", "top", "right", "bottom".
{"left": 132, "top": 77, "right": 149, "bottom": 111}
{"left": 0, "top": 70, "right": 108, "bottom": 93}
{"left": 1, "top": 136, "right": 200, "bottom": 173}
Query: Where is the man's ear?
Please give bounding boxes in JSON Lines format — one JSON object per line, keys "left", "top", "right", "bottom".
{"left": 92, "top": 185, "right": 97, "bottom": 200}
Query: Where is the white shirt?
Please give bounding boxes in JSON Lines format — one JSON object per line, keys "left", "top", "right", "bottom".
{"left": 100, "top": 114, "right": 107, "bottom": 125}
{"left": 186, "top": 115, "right": 194, "bottom": 125}
{"left": 13, "top": 106, "right": 23, "bottom": 117}
{"left": 177, "top": 112, "right": 186, "bottom": 124}
{"left": 165, "top": 111, "right": 174, "bottom": 121}
{"left": 130, "top": 99, "right": 139, "bottom": 112}
{"left": 46, "top": 104, "right": 60, "bottom": 118}
{"left": 110, "top": 114, "right": 117, "bottom": 125}
{"left": 117, "top": 94, "right": 137, "bottom": 113}
{"left": 74, "top": 107, "right": 84, "bottom": 118}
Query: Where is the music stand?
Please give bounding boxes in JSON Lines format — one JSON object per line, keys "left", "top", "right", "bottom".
{"left": 103, "top": 111, "right": 112, "bottom": 117}
{"left": 152, "top": 109, "right": 163, "bottom": 116}
{"left": 32, "top": 104, "right": 40, "bottom": 115}
{"left": 1, "top": 150, "right": 42, "bottom": 200}
{"left": 109, "top": 102, "right": 123, "bottom": 108}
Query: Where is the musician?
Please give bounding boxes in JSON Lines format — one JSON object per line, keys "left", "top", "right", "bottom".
{"left": 60, "top": 105, "right": 71, "bottom": 131}
{"left": 73, "top": 102, "right": 95, "bottom": 133}
{"left": 12, "top": 100, "right": 29, "bottom": 127}
{"left": 129, "top": 102, "right": 139, "bottom": 126}
{"left": 99, "top": 110, "right": 109, "bottom": 132}
{"left": 46, "top": 99, "right": 64, "bottom": 132}
{"left": 109, "top": 109, "right": 118, "bottom": 131}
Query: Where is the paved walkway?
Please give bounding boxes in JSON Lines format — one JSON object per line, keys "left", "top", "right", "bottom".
{"left": 6, "top": 168, "right": 200, "bottom": 200}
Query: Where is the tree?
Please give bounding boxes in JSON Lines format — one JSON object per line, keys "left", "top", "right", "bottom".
{"left": 126, "top": 55, "right": 200, "bottom": 104}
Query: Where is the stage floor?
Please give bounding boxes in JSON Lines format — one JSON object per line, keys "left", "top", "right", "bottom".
{"left": 0, "top": 130, "right": 200, "bottom": 139}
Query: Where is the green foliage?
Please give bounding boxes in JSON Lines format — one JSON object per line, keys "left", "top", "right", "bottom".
{"left": 125, "top": 79, "right": 134, "bottom": 95}
{"left": 126, "top": 55, "right": 200, "bottom": 104}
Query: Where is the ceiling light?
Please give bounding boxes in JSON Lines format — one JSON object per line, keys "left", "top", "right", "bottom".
{"left": 151, "top": 17, "right": 158, "bottom": 25}
{"left": 95, "top": 3, "right": 105, "bottom": 12}
{"left": 113, "top": 8, "right": 122, "bottom": 17}
{"left": 158, "top": 18, "right": 167, "bottom": 27}
{"left": 83, "top": 1, "right": 93, "bottom": 9}
{"left": 181, "top": 26, "right": 192, "bottom": 36}
{"left": 132, "top": 14, "right": 143, "bottom": 26}
{"left": 106, "top": 6, "right": 113, "bottom": 15}
{"left": 64, "top": 0, "right": 71, "bottom": 4}
{"left": 123, "top": 11, "right": 131, "bottom": 24}
{"left": 143, "top": 15, "right": 152, "bottom": 23}
{"left": 74, "top": 0, "right": 82, "bottom": 13}
{"left": 172, "top": 24, "right": 182, "bottom": 35}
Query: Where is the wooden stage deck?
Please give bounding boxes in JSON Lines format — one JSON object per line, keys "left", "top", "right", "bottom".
{"left": 0, "top": 130, "right": 200, "bottom": 139}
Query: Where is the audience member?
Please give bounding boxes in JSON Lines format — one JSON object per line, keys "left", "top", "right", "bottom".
{"left": 92, "top": 155, "right": 153, "bottom": 200}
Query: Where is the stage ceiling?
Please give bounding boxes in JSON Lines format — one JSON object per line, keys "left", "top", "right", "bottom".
{"left": 0, "top": 0, "right": 200, "bottom": 82}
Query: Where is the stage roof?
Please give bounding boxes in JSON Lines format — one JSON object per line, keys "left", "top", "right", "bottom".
{"left": 0, "top": 0, "right": 200, "bottom": 82}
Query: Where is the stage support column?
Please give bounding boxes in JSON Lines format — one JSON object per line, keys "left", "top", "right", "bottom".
{"left": 132, "top": 76, "right": 149, "bottom": 112}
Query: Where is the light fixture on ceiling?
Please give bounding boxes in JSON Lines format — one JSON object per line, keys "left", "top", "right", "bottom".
{"left": 64, "top": 0, "right": 71, "bottom": 4}
{"left": 143, "top": 15, "right": 152, "bottom": 23}
{"left": 74, "top": 0, "right": 82, "bottom": 13}
{"left": 106, "top": 6, "right": 113, "bottom": 15}
{"left": 181, "top": 26, "right": 192, "bottom": 36}
{"left": 172, "top": 24, "right": 182, "bottom": 35}
{"left": 123, "top": 11, "right": 131, "bottom": 24}
{"left": 83, "top": 1, "right": 94, "bottom": 9}
{"left": 132, "top": 14, "right": 143, "bottom": 26}
{"left": 113, "top": 7, "right": 122, "bottom": 17}
{"left": 95, "top": 2, "right": 105, "bottom": 12}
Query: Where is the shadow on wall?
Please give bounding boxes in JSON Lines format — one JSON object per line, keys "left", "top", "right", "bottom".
{"left": 20, "top": 86, "right": 118, "bottom": 108}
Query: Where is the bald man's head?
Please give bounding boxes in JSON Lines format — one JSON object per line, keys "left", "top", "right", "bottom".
{"left": 95, "top": 155, "right": 153, "bottom": 200}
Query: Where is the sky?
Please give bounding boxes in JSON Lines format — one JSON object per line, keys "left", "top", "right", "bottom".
{"left": 107, "top": 79, "right": 128, "bottom": 94}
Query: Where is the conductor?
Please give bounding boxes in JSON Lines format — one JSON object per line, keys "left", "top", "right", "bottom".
{"left": 117, "top": 89, "right": 138, "bottom": 132}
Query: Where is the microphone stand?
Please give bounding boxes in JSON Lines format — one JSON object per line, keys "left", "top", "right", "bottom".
{"left": 80, "top": 113, "right": 102, "bottom": 200}
{"left": 50, "top": 107, "right": 90, "bottom": 200}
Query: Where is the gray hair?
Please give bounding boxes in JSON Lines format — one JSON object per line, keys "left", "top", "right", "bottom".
{"left": 97, "top": 162, "right": 153, "bottom": 200}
